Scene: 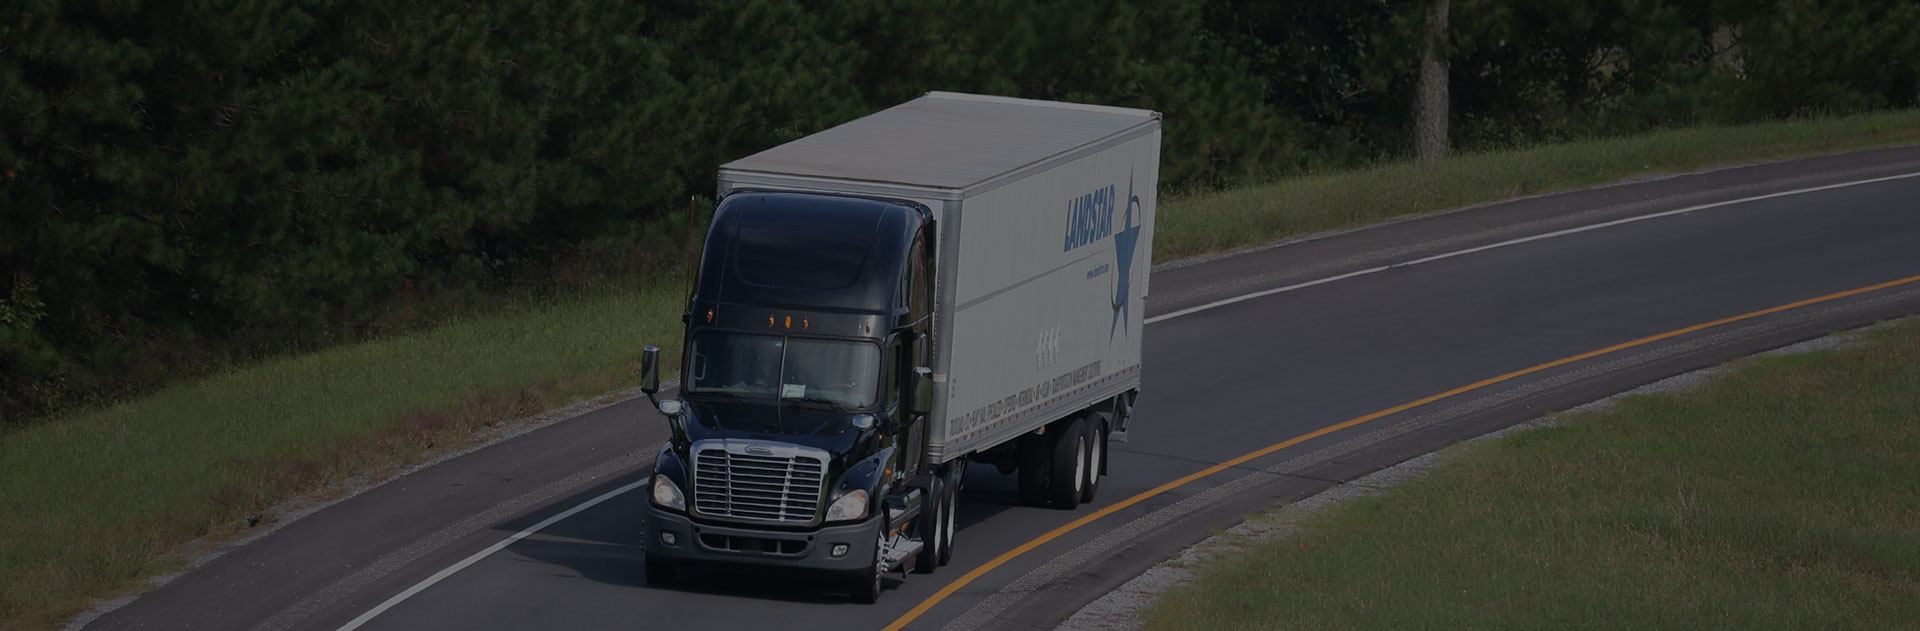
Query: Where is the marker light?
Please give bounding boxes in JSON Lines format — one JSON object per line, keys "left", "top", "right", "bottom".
{"left": 705, "top": 309, "right": 714, "bottom": 323}
{"left": 802, "top": 317, "right": 809, "bottom": 330}
{"left": 784, "top": 316, "right": 792, "bottom": 329}
{"left": 768, "top": 315, "right": 775, "bottom": 327}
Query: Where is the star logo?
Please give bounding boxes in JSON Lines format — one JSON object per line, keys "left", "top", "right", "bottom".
{"left": 1111, "top": 168, "right": 1142, "bottom": 341}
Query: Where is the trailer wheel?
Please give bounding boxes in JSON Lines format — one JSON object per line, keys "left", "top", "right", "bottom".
{"left": 1017, "top": 432, "right": 1050, "bottom": 507}
{"left": 1047, "top": 416, "right": 1088, "bottom": 509}
{"left": 913, "top": 476, "right": 944, "bottom": 574}
{"left": 1079, "top": 417, "right": 1105, "bottom": 504}
{"left": 644, "top": 556, "right": 676, "bottom": 586}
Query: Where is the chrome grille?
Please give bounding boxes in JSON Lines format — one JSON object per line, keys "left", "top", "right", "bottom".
{"left": 691, "top": 440, "right": 827, "bottom": 524}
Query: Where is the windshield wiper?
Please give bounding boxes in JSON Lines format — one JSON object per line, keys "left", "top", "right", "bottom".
{"left": 688, "top": 390, "right": 752, "bottom": 404}
{"left": 781, "top": 396, "right": 853, "bottom": 411}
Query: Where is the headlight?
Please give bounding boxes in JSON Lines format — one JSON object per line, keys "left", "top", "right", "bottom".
{"left": 652, "top": 474, "right": 685, "bottom": 511}
{"left": 825, "top": 489, "right": 868, "bottom": 522}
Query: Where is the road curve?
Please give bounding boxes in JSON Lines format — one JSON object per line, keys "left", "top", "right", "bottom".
{"left": 83, "top": 145, "right": 1920, "bottom": 631}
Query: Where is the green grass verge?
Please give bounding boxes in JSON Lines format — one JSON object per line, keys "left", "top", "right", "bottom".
{"left": 0, "top": 285, "right": 685, "bottom": 629}
{"left": 1156, "top": 109, "right": 1920, "bottom": 261}
{"left": 3, "top": 110, "right": 1918, "bottom": 629}
{"left": 1142, "top": 318, "right": 1920, "bottom": 630}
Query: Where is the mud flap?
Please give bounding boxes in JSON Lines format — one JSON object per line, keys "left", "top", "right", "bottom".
{"left": 1108, "top": 390, "right": 1136, "bottom": 443}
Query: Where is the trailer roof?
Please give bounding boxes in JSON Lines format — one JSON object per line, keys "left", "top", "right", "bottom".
{"left": 719, "top": 92, "right": 1160, "bottom": 192}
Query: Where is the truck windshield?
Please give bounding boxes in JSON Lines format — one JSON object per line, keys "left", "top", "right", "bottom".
{"left": 686, "top": 332, "right": 882, "bottom": 408}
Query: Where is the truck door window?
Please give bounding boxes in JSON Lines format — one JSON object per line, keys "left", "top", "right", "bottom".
{"left": 908, "top": 234, "right": 926, "bottom": 322}
{"left": 910, "top": 229, "right": 932, "bottom": 362}
{"left": 883, "top": 337, "right": 902, "bottom": 411}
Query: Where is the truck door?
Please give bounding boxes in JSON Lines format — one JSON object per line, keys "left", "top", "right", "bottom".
{"left": 896, "top": 223, "right": 934, "bottom": 480}
{"left": 886, "top": 335, "right": 922, "bottom": 479}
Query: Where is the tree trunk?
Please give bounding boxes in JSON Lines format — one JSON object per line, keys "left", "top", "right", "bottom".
{"left": 1415, "top": 0, "right": 1450, "bottom": 161}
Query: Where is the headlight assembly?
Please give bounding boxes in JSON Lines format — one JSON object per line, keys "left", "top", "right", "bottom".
{"left": 652, "top": 474, "right": 686, "bottom": 511}
{"left": 825, "top": 488, "right": 868, "bottom": 522}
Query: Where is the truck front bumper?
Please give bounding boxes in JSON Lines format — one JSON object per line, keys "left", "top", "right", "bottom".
{"left": 644, "top": 505, "right": 880, "bottom": 573}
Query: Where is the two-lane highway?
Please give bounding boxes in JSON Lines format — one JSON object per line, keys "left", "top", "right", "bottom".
{"left": 84, "top": 146, "right": 1920, "bottom": 631}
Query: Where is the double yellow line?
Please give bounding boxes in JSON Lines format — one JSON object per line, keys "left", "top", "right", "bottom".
{"left": 885, "top": 273, "right": 1920, "bottom": 630}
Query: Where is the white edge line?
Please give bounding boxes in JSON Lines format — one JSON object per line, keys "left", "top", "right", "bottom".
{"left": 338, "top": 168, "right": 1920, "bottom": 629}
{"left": 334, "top": 479, "right": 648, "bottom": 631}
{"left": 1145, "top": 170, "right": 1920, "bottom": 325}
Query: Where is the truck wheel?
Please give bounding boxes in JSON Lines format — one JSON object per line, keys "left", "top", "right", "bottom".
{"left": 913, "top": 477, "right": 944, "bottom": 574}
{"left": 848, "top": 532, "right": 884, "bottom": 604}
{"left": 1079, "top": 418, "right": 1105, "bottom": 504}
{"left": 644, "top": 556, "right": 676, "bottom": 586}
{"left": 939, "top": 465, "right": 960, "bottom": 566}
{"left": 1017, "top": 432, "right": 1050, "bottom": 507}
{"left": 1047, "top": 416, "right": 1088, "bottom": 509}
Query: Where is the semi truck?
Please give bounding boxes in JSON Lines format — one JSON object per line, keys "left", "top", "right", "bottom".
{"left": 635, "top": 92, "right": 1159, "bottom": 603}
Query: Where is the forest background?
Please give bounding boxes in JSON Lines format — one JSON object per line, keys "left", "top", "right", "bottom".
{"left": 4, "top": 0, "right": 1917, "bottom": 425}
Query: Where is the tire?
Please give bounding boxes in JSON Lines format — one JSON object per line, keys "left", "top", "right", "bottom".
{"left": 1017, "top": 432, "right": 1050, "bottom": 507}
{"left": 1079, "top": 417, "right": 1104, "bottom": 504}
{"left": 644, "top": 556, "right": 677, "bottom": 586}
{"left": 939, "top": 464, "right": 960, "bottom": 566}
{"left": 848, "top": 531, "right": 884, "bottom": 604}
{"left": 913, "top": 477, "right": 944, "bottom": 574}
{"left": 1047, "top": 416, "right": 1088, "bottom": 509}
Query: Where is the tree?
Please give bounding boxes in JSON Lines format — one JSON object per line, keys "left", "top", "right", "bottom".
{"left": 1415, "top": 0, "right": 1451, "bottom": 160}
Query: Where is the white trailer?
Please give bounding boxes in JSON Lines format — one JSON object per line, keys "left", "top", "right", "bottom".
{"left": 718, "top": 91, "right": 1159, "bottom": 463}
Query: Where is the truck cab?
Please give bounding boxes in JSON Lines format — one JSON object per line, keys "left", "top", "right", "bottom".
{"left": 640, "top": 191, "right": 937, "bottom": 602}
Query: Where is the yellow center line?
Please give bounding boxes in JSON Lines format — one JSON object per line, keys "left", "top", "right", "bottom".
{"left": 884, "top": 273, "right": 1920, "bottom": 630}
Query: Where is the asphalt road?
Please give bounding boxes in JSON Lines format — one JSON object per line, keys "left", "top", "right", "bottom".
{"left": 84, "top": 146, "right": 1920, "bottom": 631}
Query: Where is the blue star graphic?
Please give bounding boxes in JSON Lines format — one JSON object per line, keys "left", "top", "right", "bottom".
{"left": 1111, "top": 169, "right": 1142, "bottom": 340}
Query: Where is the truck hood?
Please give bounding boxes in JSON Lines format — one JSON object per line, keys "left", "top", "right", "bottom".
{"left": 681, "top": 399, "right": 865, "bottom": 456}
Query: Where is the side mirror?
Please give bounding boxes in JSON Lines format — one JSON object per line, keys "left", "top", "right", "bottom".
{"left": 640, "top": 346, "right": 662, "bottom": 394}
{"left": 909, "top": 367, "right": 934, "bottom": 416}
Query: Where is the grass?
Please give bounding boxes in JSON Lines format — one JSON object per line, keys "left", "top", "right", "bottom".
{"left": 1155, "top": 109, "right": 1920, "bottom": 261}
{"left": 1141, "top": 319, "right": 1920, "bottom": 630}
{"left": 2, "top": 110, "right": 1918, "bottom": 629}
{"left": 0, "top": 284, "right": 685, "bottom": 629}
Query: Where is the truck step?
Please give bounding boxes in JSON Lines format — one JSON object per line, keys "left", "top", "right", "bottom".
{"left": 881, "top": 537, "right": 924, "bottom": 573}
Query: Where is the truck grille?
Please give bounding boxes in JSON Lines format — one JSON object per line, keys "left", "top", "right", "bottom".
{"left": 691, "top": 440, "right": 827, "bottom": 524}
